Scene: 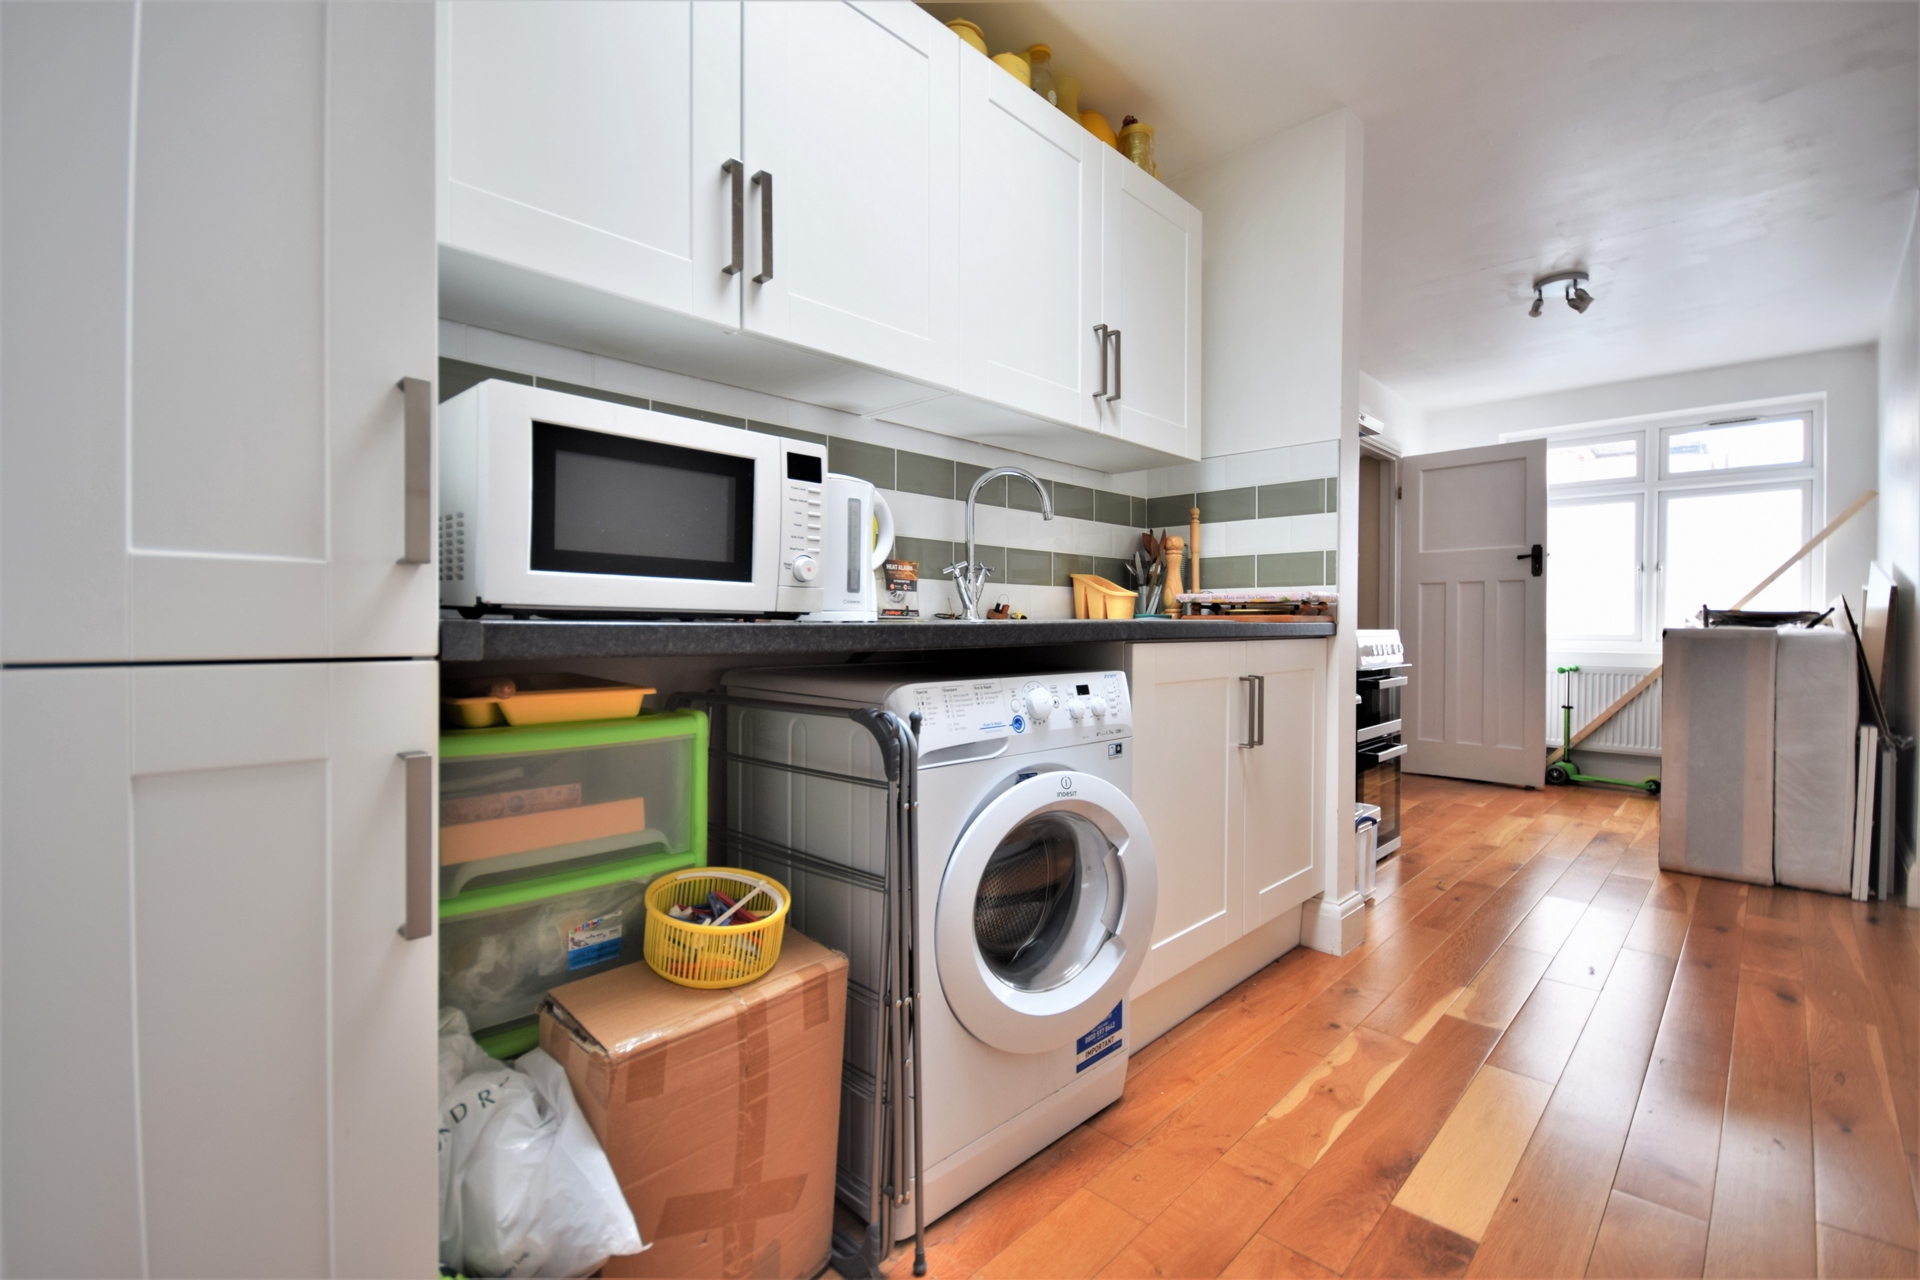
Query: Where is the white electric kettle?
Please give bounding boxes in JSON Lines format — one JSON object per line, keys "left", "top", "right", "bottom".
{"left": 813, "top": 473, "right": 895, "bottom": 621}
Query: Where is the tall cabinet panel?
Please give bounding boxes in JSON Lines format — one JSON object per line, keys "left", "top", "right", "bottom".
{"left": 956, "top": 48, "right": 1102, "bottom": 428}
{"left": 439, "top": 0, "right": 741, "bottom": 329}
{"left": 1240, "top": 641, "right": 1326, "bottom": 929}
{"left": 0, "top": 0, "right": 438, "bottom": 664}
{"left": 1, "top": 661, "right": 439, "bottom": 1278}
{"left": 1098, "top": 150, "right": 1202, "bottom": 460}
{"left": 742, "top": 0, "right": 960, "bottom": 384}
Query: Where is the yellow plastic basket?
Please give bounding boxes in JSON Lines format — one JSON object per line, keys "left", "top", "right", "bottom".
{"left": 643, "top": 868, "right": 790, "bottom": 989}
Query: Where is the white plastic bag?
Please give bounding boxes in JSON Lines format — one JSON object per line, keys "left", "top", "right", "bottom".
{"left": 438, "top": 1009, "right": 645, "bottom": 1277}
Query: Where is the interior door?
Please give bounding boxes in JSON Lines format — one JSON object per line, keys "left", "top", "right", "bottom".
{"left": 0, "top": 660, "right": 439, "bottom": 1278}
{"left": 1126, "top": 641, "right": 1241, "bottom": 994}
{"left": 741, "top": 0, "right": 959, "bottom": 384}
{"left": 1239, "top": 640, "right": 1324, "bottom": 926}
{"left": 1399, "top": 440, "right": 1548, "bottom": 787}
{"left": 957, "top": 48, "right": 1101, "bottom": 428}
{"left": 1, "top": 0, "right": 438, "bottom": 663}
{"left": 1097, "top": 149, "right": 1201, "bottom": 459}
{"left": 439, "top": 1, "right": 739, "bottom": 328}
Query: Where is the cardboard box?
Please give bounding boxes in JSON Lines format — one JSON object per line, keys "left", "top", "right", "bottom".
{"left": 540, "top": 932, "right": 848, "bottom": 1279}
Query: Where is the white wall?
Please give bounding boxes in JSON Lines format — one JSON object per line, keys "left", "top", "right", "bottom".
{"left": 1423, "top": 344, "right": 1882, "bottom": 617}
{"left": 1877, "top": 205, "right": 1918, "bottom": 904}
{"left": 1171, "top": 109, "right": 1362, "bottom": 459}
{"left": 1170, "top": 107, "right": 1366, "bottom": 948}
{"left": 1359, "top": 371, "right": 1428, "bottom": 455}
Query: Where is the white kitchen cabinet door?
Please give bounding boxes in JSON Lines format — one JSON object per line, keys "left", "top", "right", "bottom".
{"left": 1098, "top": 150, "right": 1202, "bottom": 460}
{"left": 1127, "top": 641, "right": 1243, "bottom": 993}
{"left": 0, "top": 660, "right": 439, "bottom": 1279}
{"left": 439, "top": 1, "right": 741, "bottom": 329}
{"left": 957, "top": 48, "right": 1102, "bottom": 428}
{"left": 1238, "top": 640, "right": 1326, "bottom": 928}
{"left": 742, "top": 1, "right": 960, "bottom": 385}
{"left": 0, "top": 1, "right": 438, "bottom": 663}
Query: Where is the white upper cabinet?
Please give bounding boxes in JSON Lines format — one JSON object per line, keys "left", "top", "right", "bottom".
{"left": 742, "top": 1, "right": 960, "bottom": 385}
{"left": 439, "top": 1, "right": 741, "bottom": 328}
{"left": 0, "top": 1, "right": 438, "bottom": 663}
{"left": 1098, "top": 149, "right": 1203, "bottom": 459}
{"left": 956, "top": 44, "right": 1102, "bottom": 429}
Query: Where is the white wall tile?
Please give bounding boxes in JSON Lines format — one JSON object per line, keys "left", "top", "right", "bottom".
{"left": 1290, "top": 511, "right": 1338, "bottom": 550}
{"left": 883, "top": 489, "right": 963, "bottom": 542}
{"left": 694, "top": 379, "right": 788, "bottom": 425}
{"left": 589, "top": 355, "right": 698, "bottom": 406}
{"left": 1292, "top": 439, "right": 1340, "bottom": 479}
{"left": 463, "top": 327, "right": 593, "bottom": 384}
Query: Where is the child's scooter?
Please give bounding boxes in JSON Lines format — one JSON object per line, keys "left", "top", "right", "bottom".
{"left": 1546, "top": 665, "right": 1661, "bottom": 794}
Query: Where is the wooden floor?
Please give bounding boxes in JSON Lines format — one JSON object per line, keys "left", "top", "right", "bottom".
{"left": 884, "top": 775, "right": 1920, "bottom": 1279}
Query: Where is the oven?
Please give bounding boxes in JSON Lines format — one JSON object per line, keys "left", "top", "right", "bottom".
{"left": 1356, "top": 629, "right": 1408, "bottom": 860}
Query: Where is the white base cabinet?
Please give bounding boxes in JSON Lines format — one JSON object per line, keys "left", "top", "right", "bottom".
{"left": 1, "top": 661, "right": 440, "bottom": 1278}
{"left": 1127, "top": 640, "right": 1326, "bottom": 994}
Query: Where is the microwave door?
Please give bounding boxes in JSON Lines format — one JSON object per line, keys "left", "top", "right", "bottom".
{"left": 530, "top": 421, "right": 757, "bottom": 584}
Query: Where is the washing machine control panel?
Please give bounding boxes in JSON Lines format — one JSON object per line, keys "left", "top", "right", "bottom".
{"left": 889, "top": 670, "right": 1131, "bottom": 753}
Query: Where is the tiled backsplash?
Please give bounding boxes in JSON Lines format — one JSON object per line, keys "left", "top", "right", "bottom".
{"left": 439, "top": 324, "right": 1339, "bottom": 616}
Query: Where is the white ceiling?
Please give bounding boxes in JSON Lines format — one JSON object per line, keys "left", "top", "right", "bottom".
{"left": 925, "top": 2, "right": 1919, "bottom": 411}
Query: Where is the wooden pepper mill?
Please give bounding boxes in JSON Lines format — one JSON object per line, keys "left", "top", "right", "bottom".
{"left": 1189, "top": 506, "right": 1201, "bottom": 595}
{"left": 1163, "top": 535, "right": 1185, "bottom": 617}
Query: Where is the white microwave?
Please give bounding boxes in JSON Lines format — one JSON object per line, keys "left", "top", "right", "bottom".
{"left": 439, "top": 381, "right": 826, "bottom": 616}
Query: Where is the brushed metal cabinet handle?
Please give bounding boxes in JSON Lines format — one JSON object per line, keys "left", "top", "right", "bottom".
{"left": 1240, "top": 674, "right": 1259, "bottom": 748}
{"left": 722, "top": 159, "right": 745, "bottom": 275}
{"left": 1108, "top": 328, "right": 1122, "bottom": 402}
{"left": 398, "top": 750, "right": 434, "bottom": 940}
{"left": 1093, "top": 324, "right": 1109, "bottom": 399}
{"left": 1253, "top": 673, "right": 1266, "bottom": 746}
{"left": 398, "top": 376, "right": 433, "bottom": 564}
{"left": 752, "top": 169, "right": 774, "bottom": 283}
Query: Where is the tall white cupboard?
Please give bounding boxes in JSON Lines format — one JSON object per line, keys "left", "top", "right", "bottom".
{"left": 0, "top": 3, "right": 441, "bottom": 1275}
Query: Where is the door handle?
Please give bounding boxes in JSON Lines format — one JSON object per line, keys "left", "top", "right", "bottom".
{"left": 1108, "top": 328, "right": 1122, "bottom": 401}
{"left": 398, "top": 750, "right": 433, "bottom": 940}
{"left": 752, "top": 170, "right": 774, "bottom": 283}
{"left": 1377, "top": 676, "right": 1408, "bottom": 689}
{"left": 1240, "top": 674, "right": 1265, "bottom": 747}
{"left": 1093, "top": 324, "right": 1110, "bottom": 399}
{"left": 722, "top": 159, "right": 744, "bottom": 276}
{"left": 1517, "top": 544, "right": 1543, "bottom": 576}
{"left": 397, "top": 377, "right": 433, "bottom": 565}
{"left": 1370, "top": 742, "right": 1408, "bottom": 763}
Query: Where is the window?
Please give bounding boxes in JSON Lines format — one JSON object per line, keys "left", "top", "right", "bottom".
{"left": 1541, "top": 409, "right": 1817, "bottom": 649}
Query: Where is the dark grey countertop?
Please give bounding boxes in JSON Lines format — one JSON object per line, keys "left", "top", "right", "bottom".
{"left": 439, "top": 615, "right": 1335, "bottom": 662}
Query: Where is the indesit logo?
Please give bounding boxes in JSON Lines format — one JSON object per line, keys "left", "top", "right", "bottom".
{"left": 1056, "top": 775, "right": 1075, "bottom": 796}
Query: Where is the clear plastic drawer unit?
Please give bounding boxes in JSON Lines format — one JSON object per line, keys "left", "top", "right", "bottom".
{"left": 438, "top": 710, "right": 708, "bottom": 1056}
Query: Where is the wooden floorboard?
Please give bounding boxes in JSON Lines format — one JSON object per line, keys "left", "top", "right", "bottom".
{"left": 868, "top": 777, "right": 1918, "bottom": 1280}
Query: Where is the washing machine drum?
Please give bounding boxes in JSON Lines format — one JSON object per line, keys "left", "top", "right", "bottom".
{"left": 937, "top": 771, "right": 1157, "bottom": 1054}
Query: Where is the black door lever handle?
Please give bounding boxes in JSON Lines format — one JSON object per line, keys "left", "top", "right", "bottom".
{"left": 1517, "top": 544, "right": 1543, "bottom": 576}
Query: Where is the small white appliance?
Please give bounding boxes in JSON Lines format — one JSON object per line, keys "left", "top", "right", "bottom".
{"left": 439, "top": 380, "right": 827, "bottom": 616}
{"left": 811, "top": 473, "right": 894, "bottom": 621}
{"left": 722, "top": 666, "right": 1157, "bottom": 1236}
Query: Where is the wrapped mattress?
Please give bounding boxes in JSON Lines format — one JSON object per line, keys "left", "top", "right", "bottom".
{"left": 1772, "top": 627, "right": 1858, "bottom": 893}
{"left": 1660, "top": 627, "right": 1777, "bottom": 884}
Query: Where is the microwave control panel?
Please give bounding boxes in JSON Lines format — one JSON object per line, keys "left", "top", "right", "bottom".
{"left": 776, "top": 442, "right": 828, "bottom": 613}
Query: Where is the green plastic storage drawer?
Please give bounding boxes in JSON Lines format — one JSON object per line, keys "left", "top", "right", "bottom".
{"left": 438, "top": 710, "right": 707, "bottom": 1056}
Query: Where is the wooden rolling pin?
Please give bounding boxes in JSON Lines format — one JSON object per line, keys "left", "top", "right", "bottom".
{"left": 1189, "top": 506, "right": 1201, "bottom": 594}
{"left": 1163, "top": 535, "right": 1185, "bottom": 616}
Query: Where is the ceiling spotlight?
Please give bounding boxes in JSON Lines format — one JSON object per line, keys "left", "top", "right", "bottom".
{"left": 1528, "top": 269, "right": 1594, "bottom": 317}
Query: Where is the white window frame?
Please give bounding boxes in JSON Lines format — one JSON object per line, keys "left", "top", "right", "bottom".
{"left": 1657, "top": 477, "right": 1813, "bottom": 631}
{"left": 1507, "top": 397, "right": 1824, "bottom": 662}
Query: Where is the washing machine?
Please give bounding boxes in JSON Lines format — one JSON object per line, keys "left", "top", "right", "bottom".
{"left": 722, "top": 665, "right": 1157, "bottom": 1235}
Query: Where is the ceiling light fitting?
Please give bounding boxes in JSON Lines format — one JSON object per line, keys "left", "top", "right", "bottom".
{"left": 1529, "top": 269, "right": 1593, "bottom": 318}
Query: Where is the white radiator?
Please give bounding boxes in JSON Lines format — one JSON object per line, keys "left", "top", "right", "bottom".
{"left": 1547, "top": 667, "right": 1662, "bottom": 755}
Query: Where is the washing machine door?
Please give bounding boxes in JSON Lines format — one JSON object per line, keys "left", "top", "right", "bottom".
{"left": 936, "top": 771, "right": 1157, "bottom": 1054}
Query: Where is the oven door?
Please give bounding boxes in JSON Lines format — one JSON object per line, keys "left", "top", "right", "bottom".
{"left": 1356, "top": 736, "right": 1405, "bottom": 856}
{"left": 469, "top": 381, "right": 785, "bottom": 614}
{"left": 1356, "top": 669, "right": 1408, "bottom": 735}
